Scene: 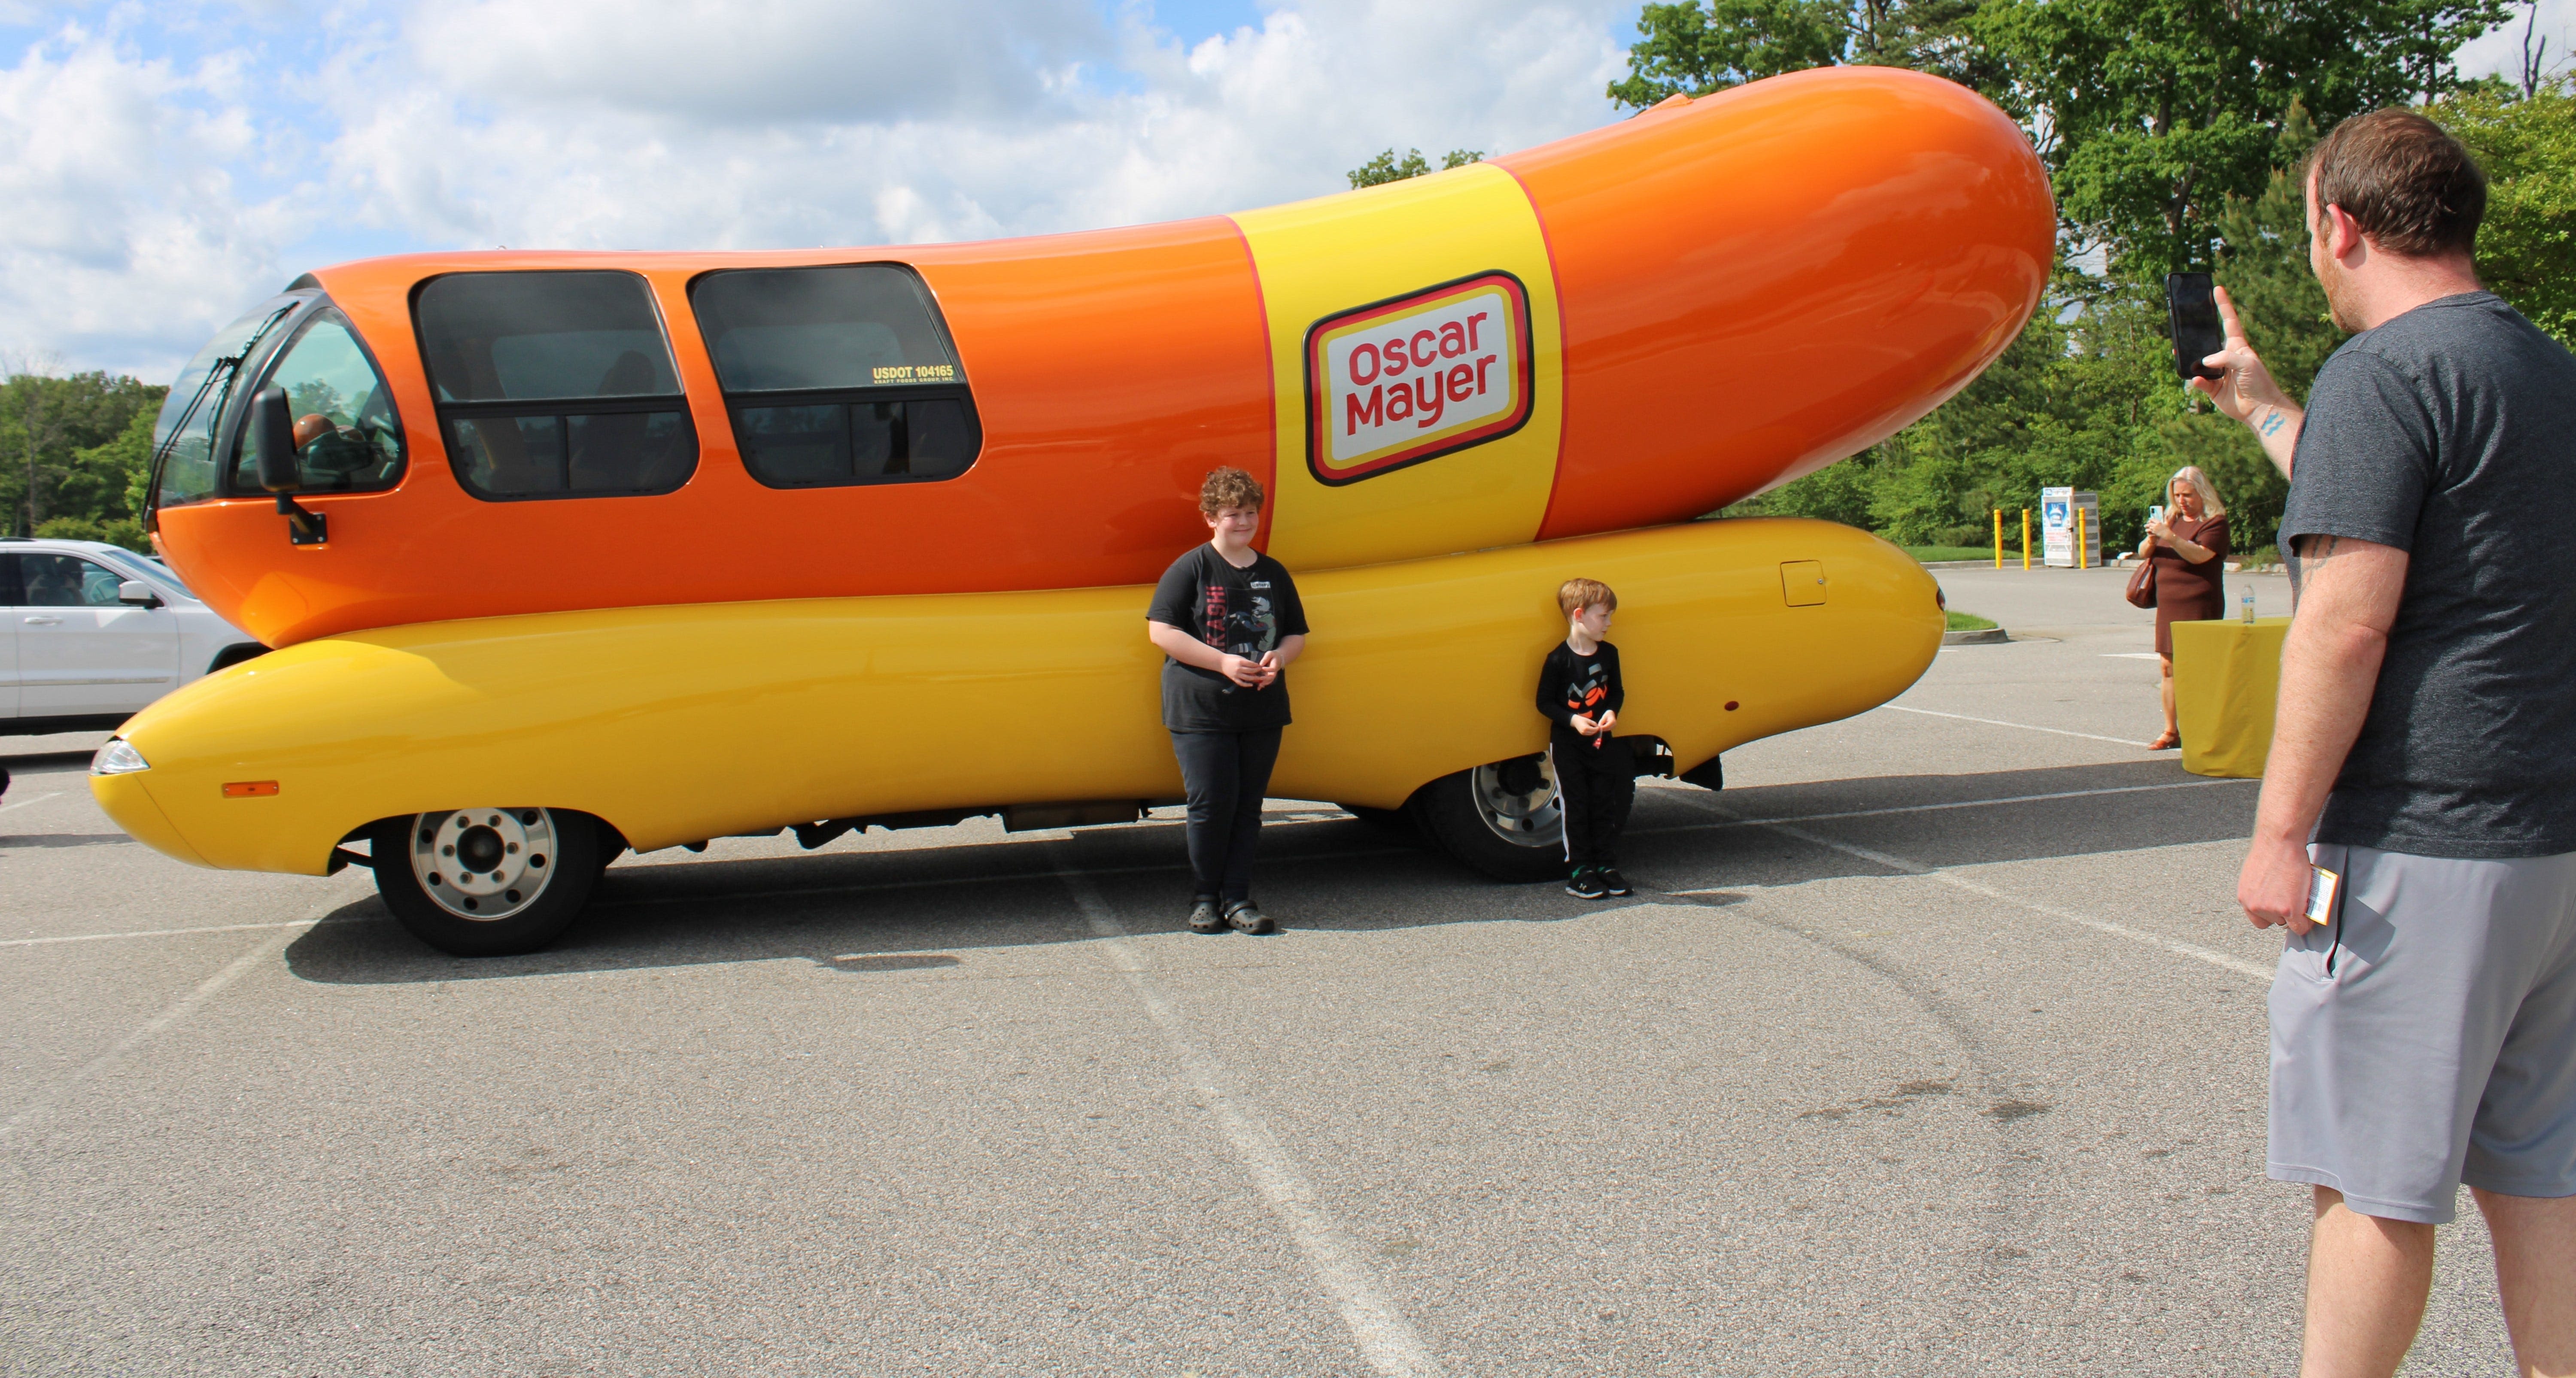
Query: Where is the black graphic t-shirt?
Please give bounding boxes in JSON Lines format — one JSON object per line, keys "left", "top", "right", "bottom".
{"left": 1147, "top": 543, "right": 1309, "bottom": 733}
{"left": 1536, "top": 641, "right": 1624, "bottom": 752}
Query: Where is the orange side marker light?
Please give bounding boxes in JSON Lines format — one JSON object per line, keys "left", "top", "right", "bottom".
{"left": 222, "top": 781, "right": 280, "bottom": 798}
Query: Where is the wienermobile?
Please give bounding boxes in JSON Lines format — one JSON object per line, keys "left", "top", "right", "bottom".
{"left": 95, "top": 67, "right": 2053, "bottom": 955}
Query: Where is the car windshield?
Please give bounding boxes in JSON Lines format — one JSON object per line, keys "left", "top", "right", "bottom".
{"left": 150, "top": 297, "right": 301, "bottom": 510}
{"left": 86, "top": 546, "right": 196, "bottom": 601}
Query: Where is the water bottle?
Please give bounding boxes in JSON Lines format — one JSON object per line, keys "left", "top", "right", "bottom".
{"left": 2242, "top": 586, "right": 2257, "bottom": 624}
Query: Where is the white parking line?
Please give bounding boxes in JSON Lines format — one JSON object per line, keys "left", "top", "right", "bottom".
{"left": 1744, "top": 816, "right": 2275, "bottom": 980}
{"left": 1054, "top": 854, "right": 1446, "bottom": 1378}
{"left": 0, "top": 918, "right": 363, "bottom": 949}
{"left": 0, "top": 886, "right": 365, "bottom": 1144}
{"left": 1883, "top": 703, "right": 2145, "bottom": 747}
{"left": 0, "top": 790, "right": 66, "bottom": 814}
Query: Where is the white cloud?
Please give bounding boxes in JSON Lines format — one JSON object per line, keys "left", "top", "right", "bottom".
{"left": 0, "top": 22, "right": 298, "bottom": 379}
{"left": 405, "top": 0, "right": 1112, "bottom": 124}
{"left": 3, "top": 0, "right": 1637, "bottom": 379}
{"left": 318, "top": 0, "right": 1629, "bottom": 250}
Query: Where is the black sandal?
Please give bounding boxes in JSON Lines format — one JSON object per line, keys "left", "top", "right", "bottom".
{"left": 1223, "top": 899, "right": 1273, "bottom": 935}
{"left": 1187, "top": 898, "right": 1224, "bottom": 934}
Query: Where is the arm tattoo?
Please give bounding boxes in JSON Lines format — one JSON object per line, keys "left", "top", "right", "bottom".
{"left": 2285, "top": 534, "right": 2342, "bottom": 607}
{"left": 2258, "top": 411, "right": 2286, "bottom": 438}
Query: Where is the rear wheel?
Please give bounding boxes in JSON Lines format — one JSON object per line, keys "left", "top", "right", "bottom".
{"left": 1408, "top": 753, "right": 1567, "bottom": 883}
{"left": 369, "top": 808, "right": 603, "bottom": 956}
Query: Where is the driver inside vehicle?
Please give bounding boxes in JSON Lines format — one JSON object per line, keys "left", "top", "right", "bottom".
{"left": 292, "top": 406, "right": 395, "bottom": 488}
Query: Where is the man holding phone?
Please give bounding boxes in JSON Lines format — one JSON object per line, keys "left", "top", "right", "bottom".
{"left": 2196, "top": 109, "right": 2576, "bottom": 1376}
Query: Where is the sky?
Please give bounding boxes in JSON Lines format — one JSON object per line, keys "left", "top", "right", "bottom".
{"left": 1, "top": 0, "right": 2563, "bottom": 383}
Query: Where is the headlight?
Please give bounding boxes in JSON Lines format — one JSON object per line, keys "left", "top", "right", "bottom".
{"left": 91, "top": 740, "right": 150, "bottom": 776}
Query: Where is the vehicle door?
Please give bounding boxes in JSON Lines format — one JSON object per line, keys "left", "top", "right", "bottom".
{"left": 12, "top": 552, "right": 180, "bottom": 716}
{"left": 0, "top": 556, "right": 19, "bottom": 720}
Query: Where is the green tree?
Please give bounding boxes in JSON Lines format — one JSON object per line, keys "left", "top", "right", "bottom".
{"left": 0, "top": 369, "right": 167, "bottom": 537}
{"left": 1971, "top": 0, "right": 2513, "bottom": 274}
{"left": 1607, "top": 0, "right": 1986, "bottom": 109}
{"left": 2436, "top": 75, "right": 2576, "bottom": 346}
{"left": 55, "top": 407, "right": 162, "bottom": 551}
{"left": 1347, "top": 148, "right": 1482, "bottom": 189}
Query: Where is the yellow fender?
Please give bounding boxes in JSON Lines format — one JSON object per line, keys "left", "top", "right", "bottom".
{"left": 96, "top": 518, "right": 1935, "bottom": 875}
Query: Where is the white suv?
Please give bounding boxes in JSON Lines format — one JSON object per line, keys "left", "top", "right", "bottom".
{"left": 1, "top": 537, "right": 266, "bottom": 735}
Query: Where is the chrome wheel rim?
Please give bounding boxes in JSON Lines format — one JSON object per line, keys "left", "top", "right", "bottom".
{"left": 1471, "top": 755, "right": 1564, "bottom": 849}
{"left": 408, "top": 809, "right": 558, "bottom": 922}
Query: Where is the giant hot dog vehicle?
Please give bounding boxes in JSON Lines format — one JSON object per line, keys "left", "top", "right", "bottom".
{"left": 95, "top": 67, "right": 2053, "bottom": 954}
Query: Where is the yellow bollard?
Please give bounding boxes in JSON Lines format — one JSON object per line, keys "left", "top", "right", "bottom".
{"left": 2077, "top": 505, "right": 2088, "bottom": 570}
{"left": 1992, "top": 508, "right": 2003, "bottom": 569}
{"left": 2021, "top": 509, "right": 2032, "bottom": 570}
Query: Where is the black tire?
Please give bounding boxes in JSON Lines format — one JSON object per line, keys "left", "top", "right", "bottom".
{"left": 1336, "top": 803, "right": 1419, "bottom": 838}
{"left": 369, "top": 808, "right": 604, "bottom": 956}
{"left": 1407, "top": 756, "right": 1569, "bottom": 883}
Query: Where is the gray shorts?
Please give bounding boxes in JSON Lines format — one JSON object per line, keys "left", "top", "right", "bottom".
{"left": 2269, "top": 844, "right": 2576, "bottom": 1222}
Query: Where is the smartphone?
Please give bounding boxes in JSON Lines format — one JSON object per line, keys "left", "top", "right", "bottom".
{"left": 2148, "top": 504, "right": 2165, "bottom": 525}
{"left": 2166, "top": 272, "right": 2226, "bottom": 380}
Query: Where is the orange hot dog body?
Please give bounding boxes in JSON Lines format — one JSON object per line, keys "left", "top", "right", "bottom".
{"left": 153, "top": 67, "right": 2050, "bottom": 649}
{"left": 1510, "top": 67, "right": 2054, "bottom": 539}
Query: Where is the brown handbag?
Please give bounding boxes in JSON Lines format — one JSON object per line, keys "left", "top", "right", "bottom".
{"left": 2125, "top": 555, "right": 2158, "bottom": 610}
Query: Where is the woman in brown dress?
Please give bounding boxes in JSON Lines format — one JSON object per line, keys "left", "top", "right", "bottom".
{"left": 2138, "top": 465, "right": 2229, "bottom": 750}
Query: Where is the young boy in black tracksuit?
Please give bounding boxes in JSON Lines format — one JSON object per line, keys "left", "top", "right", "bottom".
{"left": 1536, "top": 577, "right": 1633, "bottom": 899}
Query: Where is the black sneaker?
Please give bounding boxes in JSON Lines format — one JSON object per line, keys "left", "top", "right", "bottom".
{"left": 1565, "top": 868, "right": 1608, "bottom": 900}
{"left": 1187, "top": 897, "right": 1224, "bottom": 934}
{"left": 1596, "top": 867, "right": 1634, "bottom": 896}
{"left": 1223, "top": 899, "right": 1273, "bottom": 935}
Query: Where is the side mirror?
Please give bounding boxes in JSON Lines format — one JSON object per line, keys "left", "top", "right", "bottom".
{"left": 250, "top": 385, "right": 300, "bottom": 494}
{"left": 116, "top": 580, "right": 162, "bottom": 608}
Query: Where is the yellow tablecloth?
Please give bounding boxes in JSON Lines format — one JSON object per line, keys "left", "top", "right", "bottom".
{"left": 2173, "top": 615, "right": 2289, "bottom": 778}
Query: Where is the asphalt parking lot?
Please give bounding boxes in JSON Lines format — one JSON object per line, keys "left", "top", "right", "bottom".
{"left": 0, "top": 565, "right": 2522, "bottom": 1376}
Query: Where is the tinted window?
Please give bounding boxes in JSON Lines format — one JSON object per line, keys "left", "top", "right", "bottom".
{"left": 446, "top": 413, "right": 694, "bottom": 496}
{"left": 152, "top": 299, "right": 299, "bottom": 510}
{"left": 693, "top": 265, "right": 960, "bottom": 391}
{"left": 413, "top": 270, "right": 696, "bottom": 500}
{"left": 18, "top": 555, "right": 127, "bottom": 608}
{"left": 417, "top": 272, "right": 682, "bottom": 402}
{"left": 227, "top": 311, "right": 405, "bottom": 494}
{"left": 87, "top": 548, "right": 194, "bottom": 602}
{"left": 689, "top": 264, "right": 979, "bottom": 489}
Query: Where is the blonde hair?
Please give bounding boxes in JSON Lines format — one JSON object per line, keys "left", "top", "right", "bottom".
{"left": 2168, "top": 465, "right": 2227, "bottom": 519}
{"left": 1557, "top": 577, "right": 1617, "bottom": 617}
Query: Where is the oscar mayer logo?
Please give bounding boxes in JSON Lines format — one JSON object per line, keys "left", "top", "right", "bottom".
{"left": 1304, "top": 270, "right": 1534, "bottom": 486}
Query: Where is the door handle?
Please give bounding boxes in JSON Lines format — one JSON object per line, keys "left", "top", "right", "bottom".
{"left": 23, "top": 616, "right": 63, "bottom": 625}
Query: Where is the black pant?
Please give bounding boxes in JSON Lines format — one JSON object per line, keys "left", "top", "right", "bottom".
{"left": 1171, "top": 728, "right": 1282, "bottom": 902}
{"left": 1554, "top": 733, "right": 1634, "bottom": 869}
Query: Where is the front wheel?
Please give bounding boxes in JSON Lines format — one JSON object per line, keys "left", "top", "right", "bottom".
{"left": 1408, "top": 754, "right": 1567, "bottom": 883}
{"left": 369, "top": 808, "right": 604, "bottom": 956}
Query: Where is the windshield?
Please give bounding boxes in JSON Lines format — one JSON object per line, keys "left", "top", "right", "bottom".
{"left": 149, "top": 297, "right": 303, "bottom": 512}
{"left": 86, "top": 546, "right": 197, "bottom": 602}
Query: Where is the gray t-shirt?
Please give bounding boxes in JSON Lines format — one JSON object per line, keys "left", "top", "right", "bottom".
{"left": 2280, "top": 291, "right": 2576, "bottom": 859}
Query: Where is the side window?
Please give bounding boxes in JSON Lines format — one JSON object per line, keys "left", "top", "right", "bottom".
{"left": 18, "top": 555, "right": 126, "bottom": 608}
{"left": 414, "top": 270, "right": 696, "bottom": 500}
{"left": 688, "top": 264, "right": 981, "bottom": 489}
{"left": 227, "top": 310, "right": 406, "bottom": 495}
